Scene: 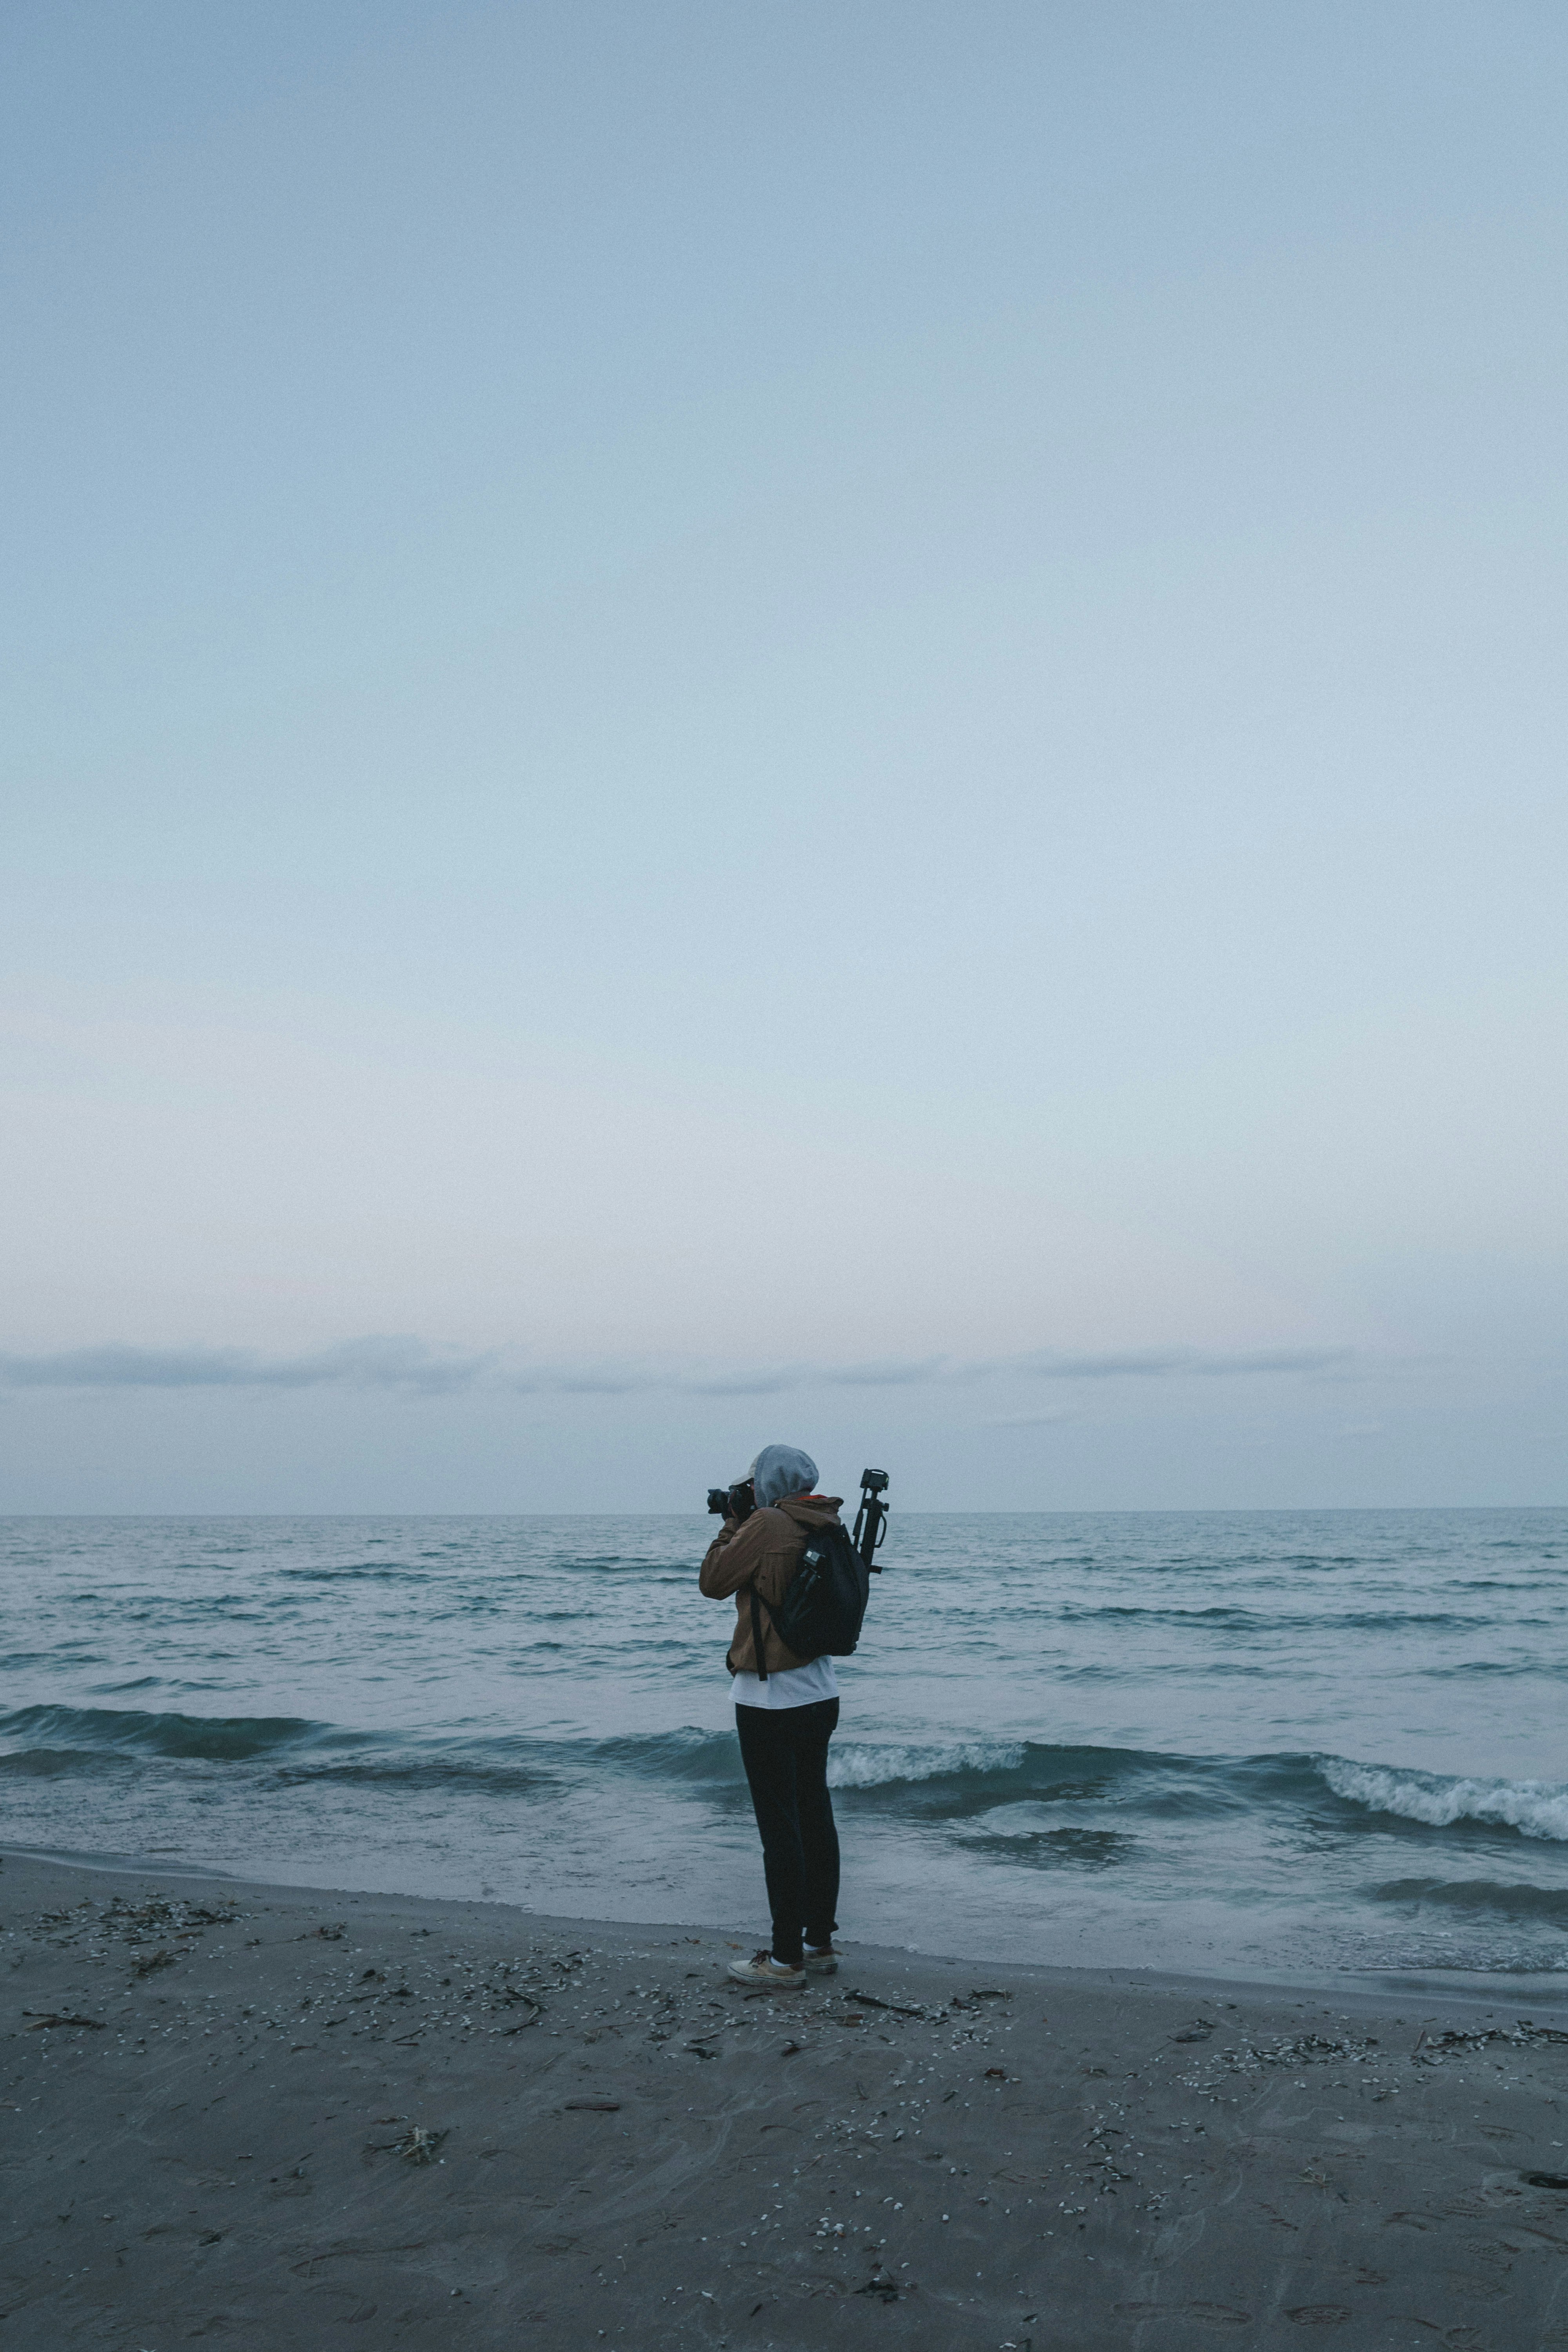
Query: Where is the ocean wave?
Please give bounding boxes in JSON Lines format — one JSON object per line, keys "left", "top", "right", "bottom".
{"left": 270, "top": 1753, "right": 559, "bottom": 1796}
{"left": 827, "top": 1740, "right": 1024, "bottom": 1789}
{"left": 588, "top": 1728, "right": 743, "bottom": 1784}
{"left": 1372, "top": 1877, "right": 1568, "bottom": 1924}
{"left": 584, "top": 1730, "right": 1233, "bottom": 1815}
{"left": 276, "top": 1564, "right": 436, "bottom": 1584}
{"left": 0, "top": 1745, "right": 139, "bottom": 1779}
{"left": 0, "top": 1704, "right": 327, "bottom": 1763}
{"left": 1318, "top": 1757, "right": 1568, "bottom": 1842}
{"left": 0, "top": 1707, "right": 569, "bottom": 1797}
{"left": 1054, "top": 1604, "right": 1488, "bottom": 1633}
{"left": 1422, "top": 1660, "right": 1558, "bottom": 1679}
{"left": 957, "top": 1803, "right": 1135, "bottom": 1867}
{"left": 1057, "top": 1604, "right": 1254, "bottom": 1623}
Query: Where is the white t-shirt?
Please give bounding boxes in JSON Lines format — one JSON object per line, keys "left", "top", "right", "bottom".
{"left": 732, "top": 1655, "right": 839, "bottom": 1710}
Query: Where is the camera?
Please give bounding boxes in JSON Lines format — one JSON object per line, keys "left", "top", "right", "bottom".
{"left": 706, "top": 1477, "right": 756, "bottom": 1523}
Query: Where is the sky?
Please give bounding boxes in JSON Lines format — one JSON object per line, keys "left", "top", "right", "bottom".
{"left": 3, "top": 1, "right": 1564, "bottom": 1512}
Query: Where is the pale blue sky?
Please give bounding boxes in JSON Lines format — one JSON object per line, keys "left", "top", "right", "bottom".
{"left": 3, "top": 2, "right": 1564, "bottom": 1508}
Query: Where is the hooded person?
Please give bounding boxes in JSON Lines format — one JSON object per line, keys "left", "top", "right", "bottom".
{"left": 699, "top": 1443, "right": 846, "bottom": 1986}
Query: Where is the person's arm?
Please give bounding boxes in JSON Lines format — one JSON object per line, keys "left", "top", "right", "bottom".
{"left": 699, "top": 1511, "right": 771, "bottom": 1598}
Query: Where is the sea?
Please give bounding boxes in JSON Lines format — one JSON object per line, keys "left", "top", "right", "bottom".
{"left": 3, "top": 1509, "right": 1566, "bottom": 1987}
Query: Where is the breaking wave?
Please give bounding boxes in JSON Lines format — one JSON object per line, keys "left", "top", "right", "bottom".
{"left": 1318, "top": 1757, "right": 1568, "bottom": 1843}
{"left": 827, "top": 1739, "right": 1024, "bottom": 1789}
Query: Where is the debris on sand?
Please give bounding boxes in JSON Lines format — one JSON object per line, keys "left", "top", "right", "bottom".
{"left": 1414, "top": 2021, "right": 1568, "bottom": 2063}
{"left": 368, "top": 2124, "right": 448, "bottom": 2164}
{"left": 845, "top": 1989, "right": 926, "bottom": 2019}
{"left": 564, "top": 2100, "right": 621, "bottom": 2112}
{"left": 23, "top": 2012, "right": 106, "bottom": 2031}
{"left": 497, "top": 1995, "right": 543, "bottom": 2034}
{"left": 102, "top": 1895, "right": 238, "bottom": 1947}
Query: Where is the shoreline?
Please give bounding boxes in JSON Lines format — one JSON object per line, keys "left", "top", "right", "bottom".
{"left": 6, "top": 1849, "right": 1568, "bottom": 2347}
{"left": 7, "top": 1833, "right": 1567, "bottom": 2011}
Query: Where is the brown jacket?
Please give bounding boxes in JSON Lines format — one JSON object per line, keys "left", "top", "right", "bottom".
{"left": 699, "top": 1494, "right": 846, "bottom": 1675}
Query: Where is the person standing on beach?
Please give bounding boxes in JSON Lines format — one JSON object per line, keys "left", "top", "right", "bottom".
{"left": 700, "top": 1443, "right": 844, "bottom": 1988}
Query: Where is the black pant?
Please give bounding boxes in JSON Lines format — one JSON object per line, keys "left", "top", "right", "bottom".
{"left": 734, "top": 1697, "right": 840, "bottom": 1968}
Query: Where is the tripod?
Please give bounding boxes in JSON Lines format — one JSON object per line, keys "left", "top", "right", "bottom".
{"left": 852, "top": 1468, "right": 890, "bottom": 1573}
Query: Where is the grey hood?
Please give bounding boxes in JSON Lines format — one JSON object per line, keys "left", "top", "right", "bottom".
{"left": 749, "top": 1443, "right": 820, "bottom": 1509}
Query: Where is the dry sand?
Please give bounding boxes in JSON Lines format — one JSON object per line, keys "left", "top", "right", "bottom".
{"left": 4, "top": 1849, "right": 1568, "bottom": 2349}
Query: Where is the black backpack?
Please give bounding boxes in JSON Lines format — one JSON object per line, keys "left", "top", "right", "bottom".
{"left": 747, "top": 1521, "right": 870, "bottom": 1681}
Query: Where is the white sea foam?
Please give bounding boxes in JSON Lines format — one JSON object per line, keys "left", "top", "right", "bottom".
{"left": 827, "top": 1740, "right": 1024, "bottom": 1790}
{"left": 1319, "top": 1757, "right": 1568, "bottom": 1842}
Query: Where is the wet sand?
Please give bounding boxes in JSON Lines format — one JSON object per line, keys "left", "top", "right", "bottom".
{"left": 4, "top": 1849, "right": 1568, "bottom": 2349}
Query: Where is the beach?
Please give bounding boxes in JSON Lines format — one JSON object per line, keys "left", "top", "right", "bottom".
{"left": 5, "top": 1850, "right": 1568, "bottom": 2349}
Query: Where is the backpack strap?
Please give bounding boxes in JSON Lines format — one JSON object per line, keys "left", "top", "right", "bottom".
{"left": 749, "top": 1585, "right": 769, "bottom": 1682}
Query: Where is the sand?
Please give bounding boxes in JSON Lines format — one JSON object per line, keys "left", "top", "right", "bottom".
{"left": 4, "top": 1849, "right": 1568, "bottom": 2349}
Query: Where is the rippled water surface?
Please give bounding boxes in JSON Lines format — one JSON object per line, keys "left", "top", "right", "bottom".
{"left": 3, "top": 1510, "right": 1566, "bottom": 1982}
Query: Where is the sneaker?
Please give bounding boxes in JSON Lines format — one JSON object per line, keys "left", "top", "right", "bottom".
{"left": 727, "top": 1948, "right": 806, "bottom": 1987}
{"left": 803, "top": 1944, "right": 839, "bottom": 1975}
